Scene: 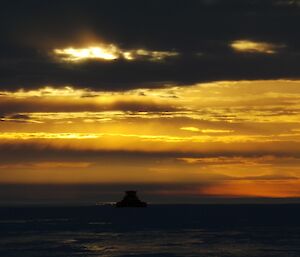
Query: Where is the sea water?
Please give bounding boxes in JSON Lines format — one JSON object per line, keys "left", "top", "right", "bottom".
{"left": 1, "top": 204, "right": 300, "bottom": 257}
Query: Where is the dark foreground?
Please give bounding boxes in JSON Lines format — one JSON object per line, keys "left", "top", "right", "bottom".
{"left": 1, "top": 204, "right": 300, "bottom": 257}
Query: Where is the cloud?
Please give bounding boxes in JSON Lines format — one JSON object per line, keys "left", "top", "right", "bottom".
{"left": 1, "top": 138, "right": 300, "bottom": 164}
{"left": 0, "top": 1, "right": 300, "bottom": 90}
{"left": 180, "top": 127, "right": 200, "bottom": 132}
{"left": 1, "top": 139, "right": 300, "bottom": 198}
{"left": 232, "top": 174, "right": 299, "bottom": 181}
{"left": 201, "top": 180, "right": 300, "bottom": 198}
{"left": 54, "top": 45, "right": 119, "bottom": 61}
{"left": 0, "top": 86, "right": 178, "bottom": 116}
{"left": 180, "top": 127, "right": 234, "bottom": 133}
{"left": 0, "top": 161, "right": 92, "bottom": 169}
{"left": 230, "top": 40, "right": 285, "bottom": 54}
{"left": 2, "top": 1, "right": 300, "bottom": 201}
{"left": 178, "top": 156, "right": 300, "bottom": 166}
{"left": 0, "top": 113, "right": 42, "bottom": 123}
{"left": 53, "top": 45, "right": 179, "bottom": 62}
{"left": 274, "top": 0, "right": 300, "bottom": 7}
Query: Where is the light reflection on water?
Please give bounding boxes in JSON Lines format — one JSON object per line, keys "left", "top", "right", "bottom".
{"left": 1, "top": 205, "right": 300, "bottom": 257}
{"left": 1, "top": 228, "right": 300, "bottom": 257}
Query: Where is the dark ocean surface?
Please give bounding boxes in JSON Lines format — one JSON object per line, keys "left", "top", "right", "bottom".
{"left": 1, "top": 204, "right": 300, "bottom": 257}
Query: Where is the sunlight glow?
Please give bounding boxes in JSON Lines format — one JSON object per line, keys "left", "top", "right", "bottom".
{"left": 2, "top": 80, "right": 300, "bottom": 196}
{"left": 53, "top": 44, "right": 179, "bottom": 62}
{"left": 201, "top": 181, "right": 300, "bottom": 198}
{"left": 2, "top": 86, "right": 93, "bottom": 98}
{"left": 201, "top": 129, "right": 234, "bottom": 133}
{"left": 54, "top": 46, "right": 119, "bottom": 61}
{"left": 230, "top": 40, "right": 284, "bottom": 54}
{"left": 180, "top": 127, "right": 200, "bottom": 132}
{"left": 128, "top": 49, "right": 179, "bottom": 61}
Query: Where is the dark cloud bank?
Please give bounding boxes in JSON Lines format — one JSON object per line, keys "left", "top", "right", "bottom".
{"left": 0, "top": 141, "right": 300, "bottom": 164}
{"left": 1, "top": 0, "right": 300, "bottom": 91}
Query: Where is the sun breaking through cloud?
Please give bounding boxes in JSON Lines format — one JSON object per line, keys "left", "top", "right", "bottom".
{"left": 54, "top": 46, "right": 119, "bottom": 61}
{"left": 53, "top": 43, "right": 179, "bottom": 62}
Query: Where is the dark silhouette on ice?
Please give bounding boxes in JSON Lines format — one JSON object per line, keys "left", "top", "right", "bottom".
{"left": 116, "top": 191, "right": 147, "bottom": 207}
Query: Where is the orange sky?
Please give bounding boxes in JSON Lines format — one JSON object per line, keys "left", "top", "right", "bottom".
{"left": 1, "top": 80, "right": 300, "bottom": 199}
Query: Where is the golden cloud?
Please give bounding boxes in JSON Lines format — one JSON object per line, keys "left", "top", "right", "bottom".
{"left": 53, "top": 43, "right": 179, "bottom": 62}
{"left": 1, "top": 80, "right": 300, "bottom": 195}
{"left": 180, "top": 127, "right": 200, "bottom": 132}
{"left": 230, "top": 40, "right": 285, "bottom": 54}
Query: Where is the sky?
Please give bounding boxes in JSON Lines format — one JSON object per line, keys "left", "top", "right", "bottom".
{"left": 1, "top": 0, "right": 300, "bottom": 204}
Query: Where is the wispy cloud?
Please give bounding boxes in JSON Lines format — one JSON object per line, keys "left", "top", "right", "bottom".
{"left": 1, "top": 80, "right": 300, "bottom": 197}
{"left": 230, "top": 40, "right": 285, "bottom": 54}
